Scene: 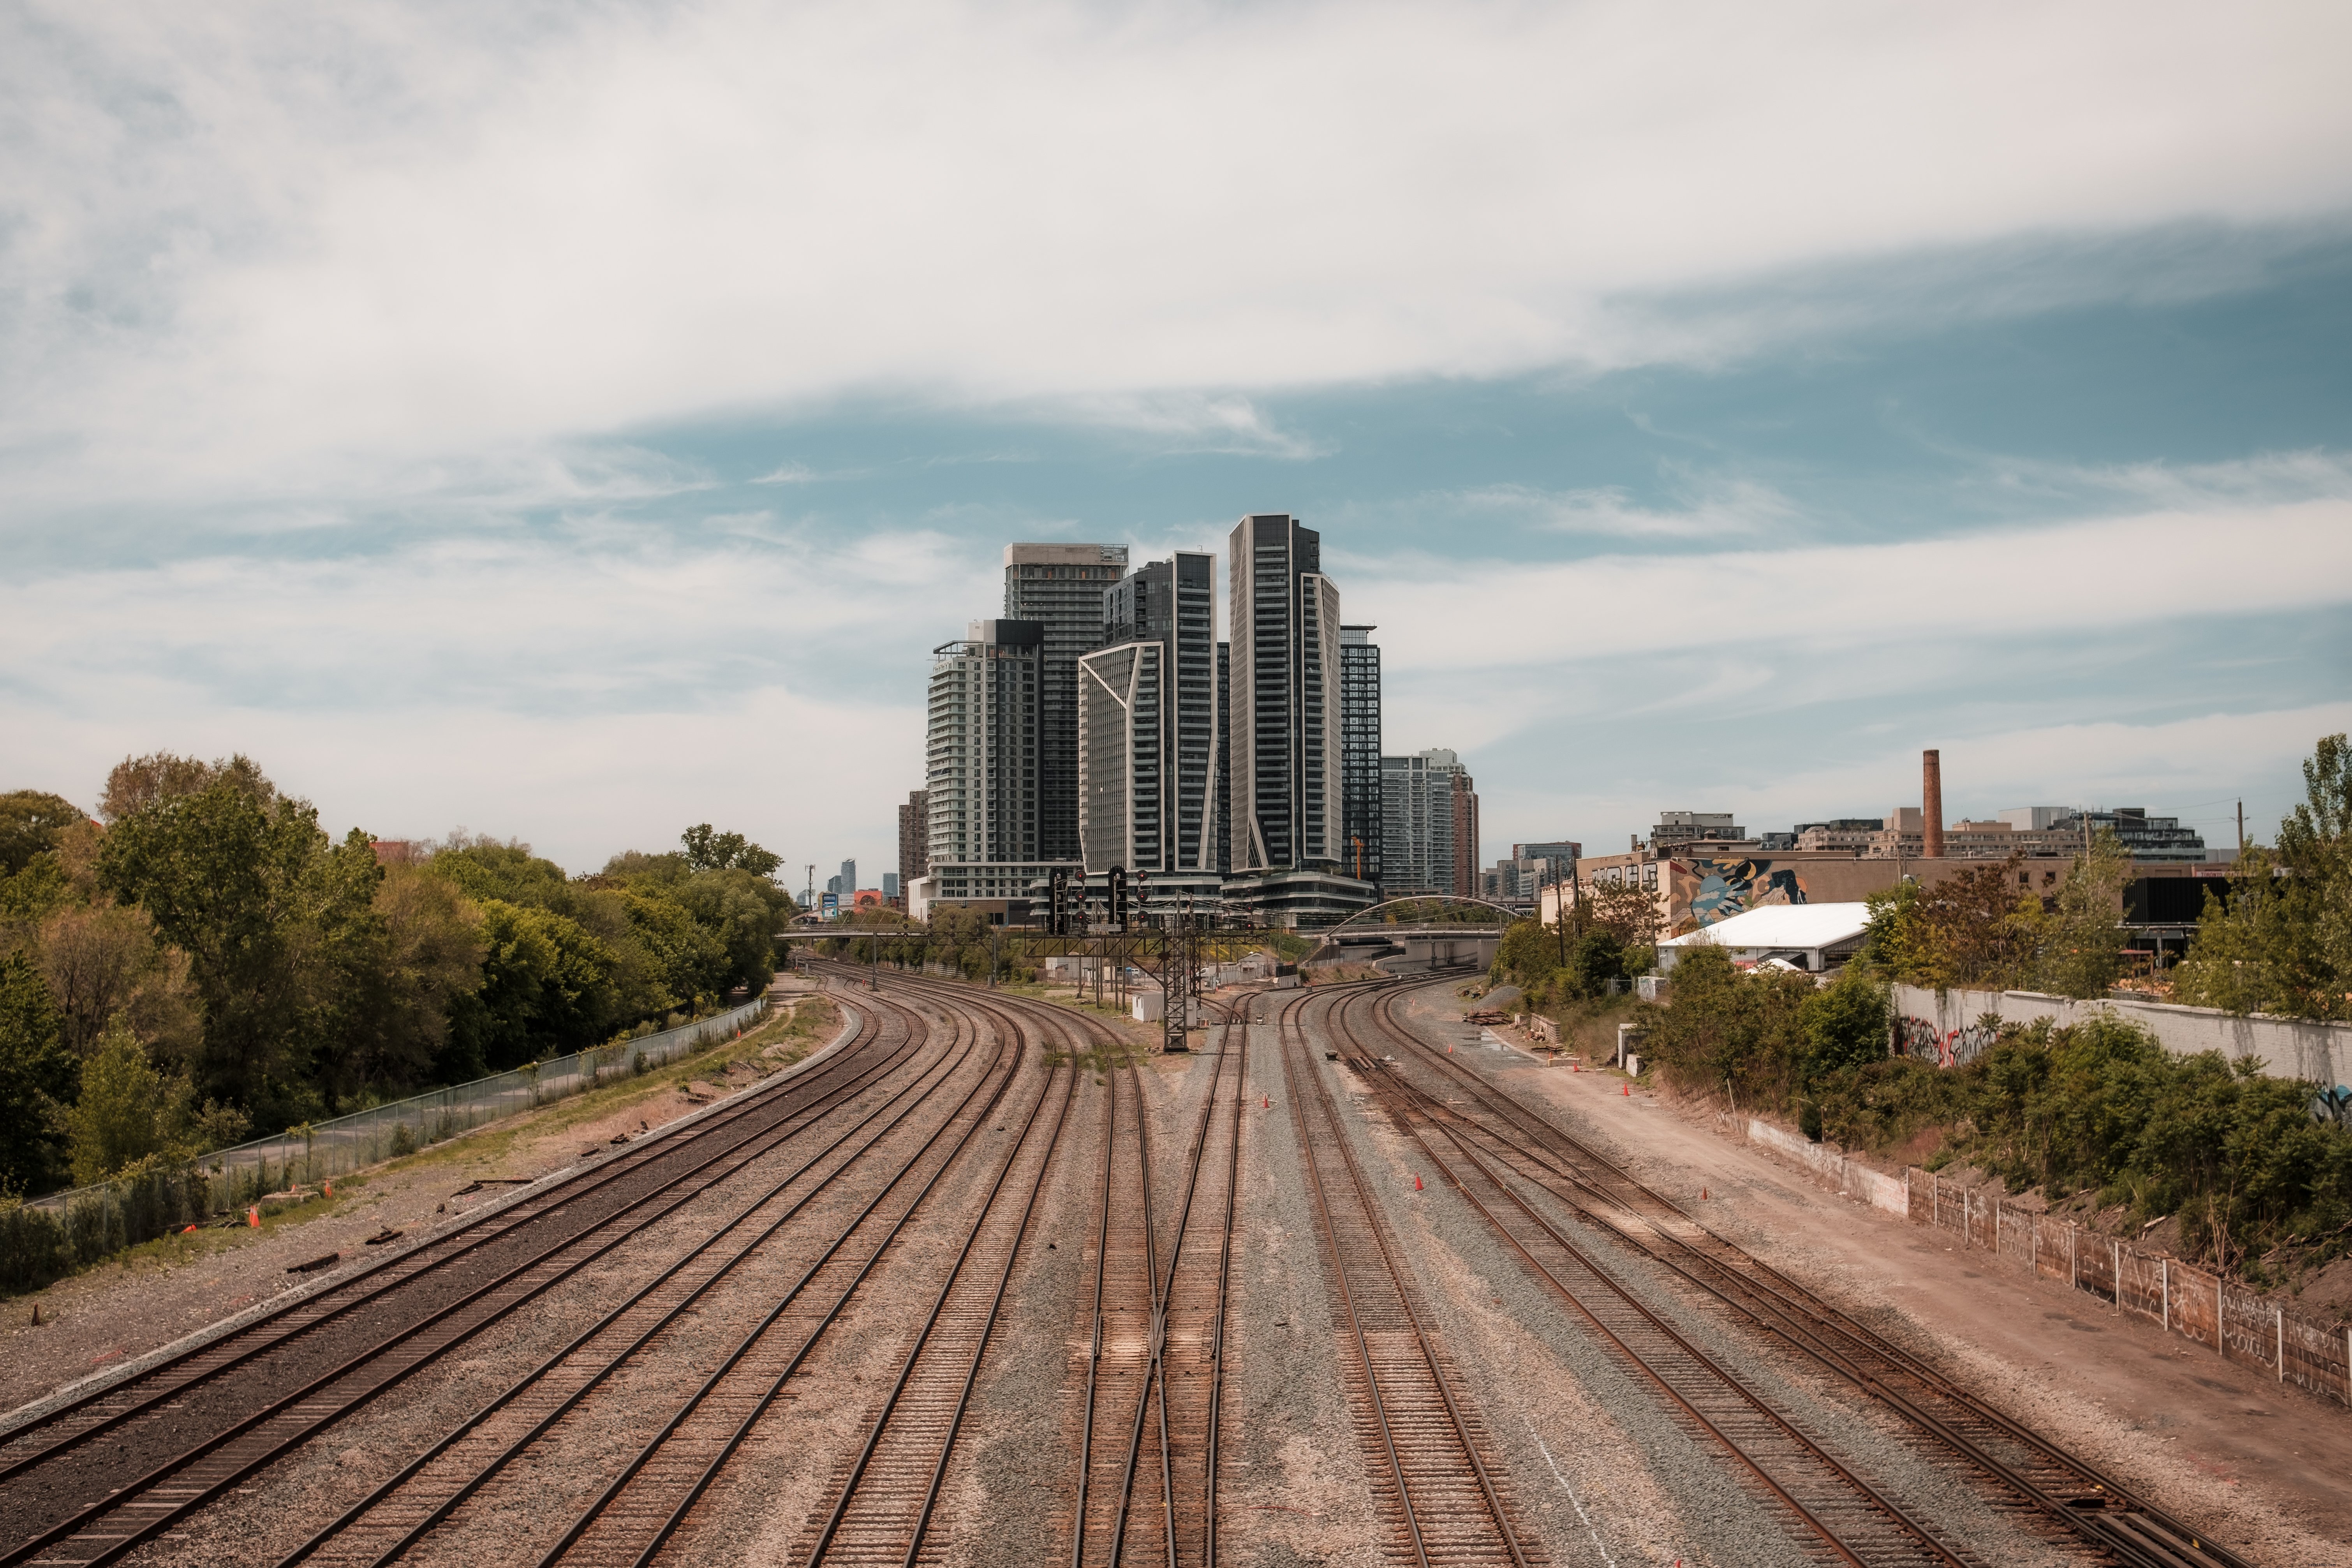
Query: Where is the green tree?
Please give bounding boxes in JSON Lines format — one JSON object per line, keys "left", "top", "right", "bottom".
{"left": 1797, "top": 968, "right": 1889, "bottom": 1081}
{"left": 0, "top": 952, "right": 74, "bottom": 1194}
{"left": 2176, "top": 733, "right": 2351, "bottom": 1020}
{"left": 675, "top": 868, "right": 791, "bottom": 994}
{"left": 680, "top": 824, "right": 784, "bottom": 879}
{"left": 618, "top": 889, "right": 726, "bottom": 1006}
{"left": 444, "top": 899, "right": 623, "bottom": 1071}
{"left": 2036, "top": 829, "right": 2133, "bottom": 999}
{"left": 30, "top": 901, "right": 201, "bottom": 1058}
{"left": 428, "top": 837, "right": 578, "bottom": 912}
{"left": 0, "top": 790, "right": 85, "bottom": 876}
{"left": 96, "top": 778, "right": 334, "bottom": 1117}
{"left": 63, "top": 1020, "right": 194, "bottom": 1187}
{"left": 1640, "top": 945, "right": 1814, "bottom": 1109}
{"left": 315, "top": 856, "right": 488, "bottom": 1103}
{"left": 98, "top": 751, "right": 274, "bottom": 822}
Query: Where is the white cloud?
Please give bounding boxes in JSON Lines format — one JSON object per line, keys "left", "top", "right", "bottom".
{"left": 6, "top": 0, "right": 2352, "bottom": 504}
{"left": 1356, "top": 495, "right": 2352, "bottom": 674}
{"left": 1422, "top": 477, "right": 1798, "bottom": 541}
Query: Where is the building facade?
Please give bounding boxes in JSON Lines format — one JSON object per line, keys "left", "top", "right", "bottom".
{"left": 1339, "top": 625, "right": 1382, "bottom": 888}
{"left": 1003, "top": 543, "right": 1129, "bottom": 865}
{"left": 1223, "top": 514, "right": 1369, "bottom": 923}
{"left": 897, "top": 789, "right": 930, "bottom": 888}
{"left": 1380, "top": 748, "right": 1470, "bottom": 898}
{"left": 1084, "top": 552, "right": 1220, "bottom": 890}
{"left": 925, "top": 618, "right": 1044, "bottom": 866}
{"left": 1450, "top": 768, "right": 1479, "bottom": 900}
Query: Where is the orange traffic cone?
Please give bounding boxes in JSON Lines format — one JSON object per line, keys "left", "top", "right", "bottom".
{"left": 247, "top": 1206, "right": 260, "bottom": 1228}
{"left": 1413, "top": 1173, "right": 1424, "bottom": 1191}
{"left": 323, "top": 1180, "right": 333, "bottom": 1200}
{"left": 1701, "top": 1187, "right": 1709, "bottom": 1200}
{"left": 1622, "top": 1082, "right": 1630, "bottom": 1097}
{"left": 1263, "top": 1095, "right": 1269, "bottom": 1109}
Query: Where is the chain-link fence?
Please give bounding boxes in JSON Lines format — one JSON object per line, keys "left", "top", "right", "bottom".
{"left": 2, "top": 998, "right": 767, "bottom": 1291}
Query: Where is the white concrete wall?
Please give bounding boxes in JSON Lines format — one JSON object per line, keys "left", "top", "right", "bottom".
{"left": 1747, "top": 1119, "right": 1910, "bottom": 1217}
{"left": 1892, "top": 985, "right": 2352, "bottom": 1088}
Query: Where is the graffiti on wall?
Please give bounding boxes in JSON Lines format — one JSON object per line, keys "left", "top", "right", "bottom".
{"left": 1895, "top": 1015, "right": 1999, "bottom": 1069}
{"left": 1668, "top": 856, "right": 1809, "bottom": 937}
{"left": 2316, "top": 1084, "right": 2352, "bottom": 1129}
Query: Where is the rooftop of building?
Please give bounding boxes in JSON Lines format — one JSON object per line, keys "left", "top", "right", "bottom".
{"left": 1004, "top": 542, "right": 1128, "bottom": 567}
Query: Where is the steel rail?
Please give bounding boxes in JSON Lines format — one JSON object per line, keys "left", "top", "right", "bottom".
{"left": 1275, "top": 983, "right": 1536, "bottom": 1568}
{"left": 1342, "top": 982, "right": 1963, "bottom": 1568}
{"left": 1097, "top": 994, "right": 1247, "bottom": 1568}
{"left": 1198, "top": 1000, "right": 1244, "bottom": 1568}
{"left": 1102, "top": 1020, "right": 1165, "bottom": 1568}
{"left": 796, "top": 981, "right": 1085, "bottom": 1568}
{"left": 1068, "top": 995, "right": 1136, "bottom": 1568}
{"left": 523, "top": 980, "right": 1034, "bottom": 1568}
{"left": 0, "top": 988, "right": 923, "bottom": 1568}
{"left": 1364, "top": 977, "right": 2257, "bottom": 1568}
{"left": 0, "top": 983, "right": 893, "bottom": 1480}
{"left": 270, "top": 987, "right": 977, "bottom": 1568}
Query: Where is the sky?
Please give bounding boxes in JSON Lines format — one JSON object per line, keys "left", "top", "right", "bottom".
{"left": 3, "top": 1, "right": 2349, "bottom": 885}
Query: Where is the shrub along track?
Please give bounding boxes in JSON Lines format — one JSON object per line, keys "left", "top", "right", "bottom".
{"left": 1273, "top": 980, "right": 1543, "bottom": 1568}
{"left": 1339, "top": 971, "right": 2259, "bottom": 1568}
{"left": 0, "top": 980, "right": 925, "bottom": 1568}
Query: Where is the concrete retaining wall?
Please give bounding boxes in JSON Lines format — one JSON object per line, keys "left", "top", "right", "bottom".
{"left": 1745, "top": 1119, "right": 1908, "bottom": 1217}
{"left": 1892, "top": 984, "right": 2352, "bottom": 1088}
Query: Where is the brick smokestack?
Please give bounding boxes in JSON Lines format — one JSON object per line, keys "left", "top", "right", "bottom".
{"left": 1922, "top": 749, "right": 1945, "bottom": 858}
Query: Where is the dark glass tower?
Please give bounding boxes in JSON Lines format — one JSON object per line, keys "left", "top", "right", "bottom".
{"left": 1227, "top": 514, "right": 1341, "bottom": 875}
{"left": 1004, "top": 542, "right": 1128, "bottom": 865}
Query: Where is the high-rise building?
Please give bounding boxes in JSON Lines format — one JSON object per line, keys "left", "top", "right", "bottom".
{"left": 920, "top": 619, "right": 1055, "bottom": 907}
{"left": 1078, "top": 553, "right": 1220, "bottom": 893}
{"left": 882, "top": 871, "right": 900, "bottom": 899}
{"left": 1450, "top": 769, "right": 1478, "bottom": 900}
{"left": 1003, "top": 542, "right": 1129, "bottom": 865}
{"left": 1380, "top": 748, "right": 1471, "bottom": 897}
{"left": 838, "top": 858, "right": 856, "bottom": 894}
{"left": 1339, "top": 625, "right": 1382, "bottom": 888}
{"left": 1223, "top": 514, "right": 1370, "bottom": 923}
{"left": 897, "top": 789, "right": 930, "bottom": 888}
{"left": 1215, "top": 641, "right": 1231, "bottom": 876}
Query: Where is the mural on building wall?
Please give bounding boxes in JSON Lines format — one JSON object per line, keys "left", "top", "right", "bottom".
{"left": 1667, "top": 856, "right": 1809, "bottom": 936}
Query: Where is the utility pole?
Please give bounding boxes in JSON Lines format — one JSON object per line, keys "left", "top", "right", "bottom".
{"left": 2237, "top": 800, "right": 2245, "bottom": 857}
{"left": 989, "top": 923, "right": 1000, "bottom": 988}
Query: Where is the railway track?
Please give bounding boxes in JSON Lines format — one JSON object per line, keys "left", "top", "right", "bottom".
{"left": 0, "top": 983, "right": 921, "bottom": 1568}
{"left": 1064, "top": 993, "right": 1251, "bottom": 1568}
{"left": 1272, "top": 984, "right": 1541, "bottom": 1568}
{"left": 270, "top": 982, "right": 1010, "bottom": 1567}
{"left": 791, "top": 972, "right": 1087, "bottom": 1567}
{"left": 1337, "top": 972, "right": 2258, "bottom": 1568}
{"left": 1328, "top": 981, "right": 1966, "bottom": 1568}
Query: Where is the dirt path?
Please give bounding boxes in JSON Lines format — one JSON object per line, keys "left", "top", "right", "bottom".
{"left": 0, "top": 985, "right": 843, "bottom": 1420}
{"left": 1418, "top": 988, "right": 2352, "bottom": 1567}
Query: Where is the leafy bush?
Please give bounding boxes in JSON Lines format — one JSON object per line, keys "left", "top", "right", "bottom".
{"left": 1816, "top": 1013, "right": 2352, "bottom": 1282}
